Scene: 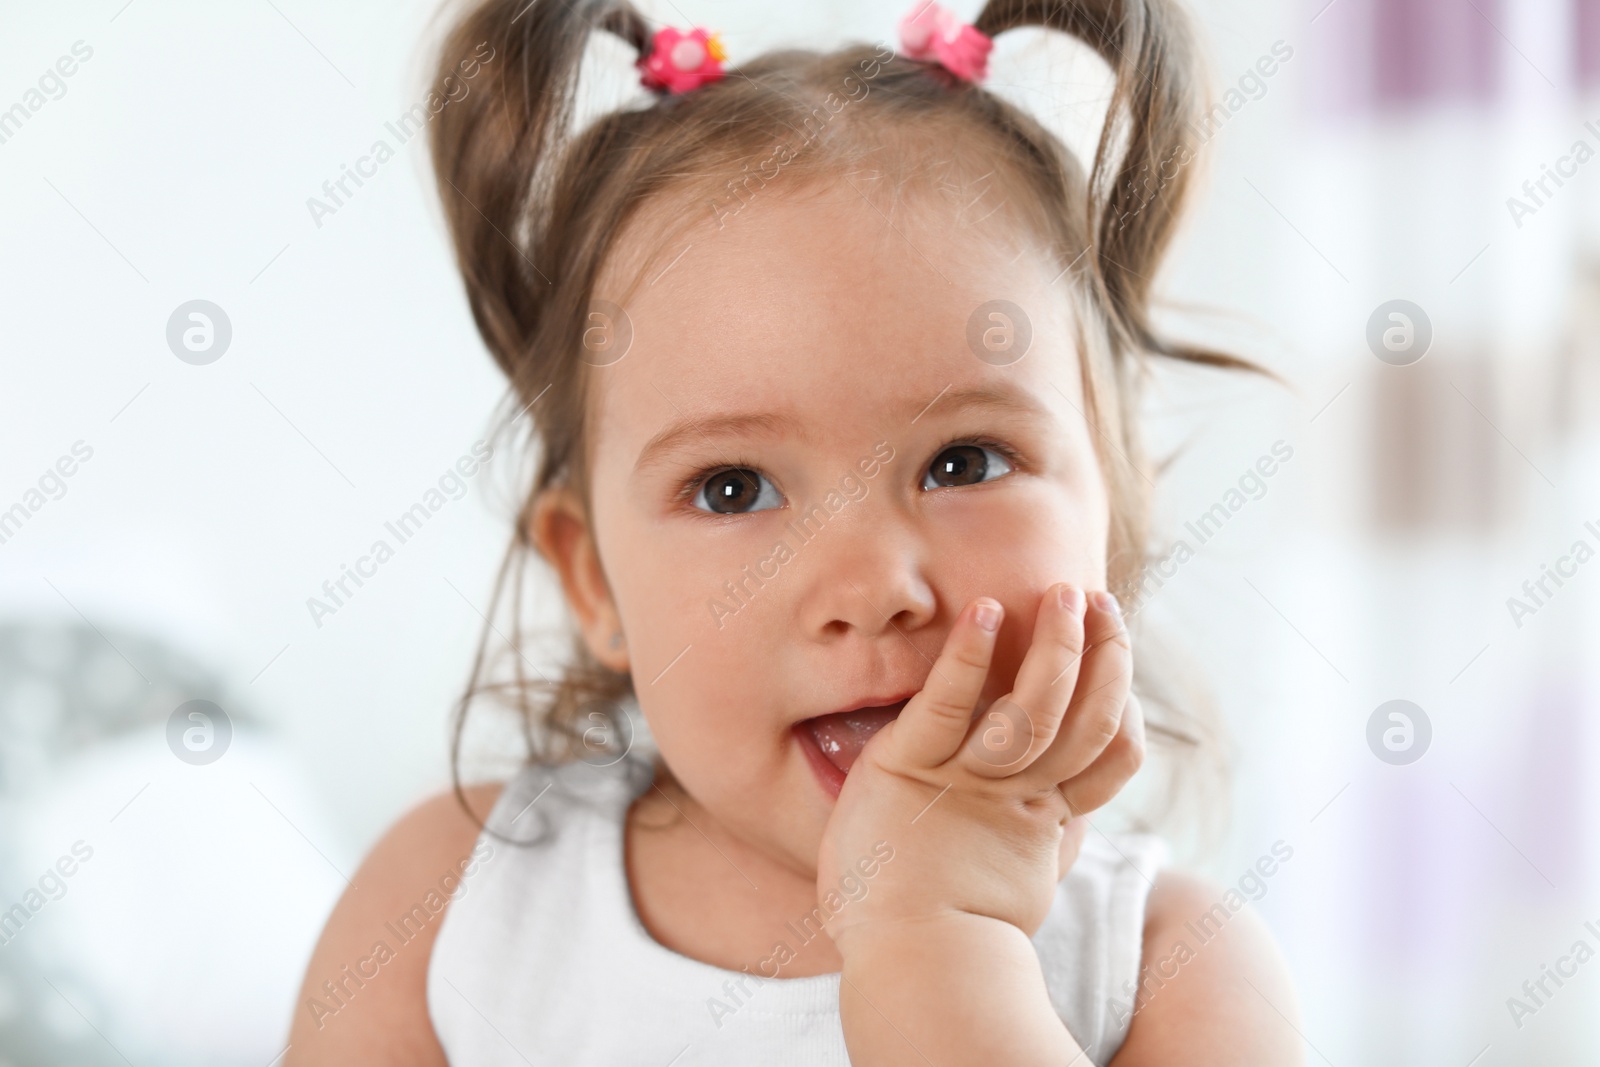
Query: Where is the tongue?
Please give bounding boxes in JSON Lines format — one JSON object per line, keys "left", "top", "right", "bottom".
{"left": 806, "top": 703, "right": 907, "bottom": 774}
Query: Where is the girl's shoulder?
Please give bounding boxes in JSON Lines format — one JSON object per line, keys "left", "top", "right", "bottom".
{"left": 284, "top": 756, "right": 649, "bottom": 1065}
{"left": 283, "top": 783, "right": 503, "bottom": 1066}
{"left": 1112, "top": 868, "right": 1303, "bottom": 1065}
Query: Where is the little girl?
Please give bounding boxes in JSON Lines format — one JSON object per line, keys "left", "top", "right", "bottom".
{"left": 288, "top": 0, "right": 1300, "bottom": 1062}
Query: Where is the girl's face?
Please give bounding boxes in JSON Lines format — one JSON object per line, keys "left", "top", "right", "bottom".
{"left": 569, "top": 178, "right": 1109, "bottom": 876}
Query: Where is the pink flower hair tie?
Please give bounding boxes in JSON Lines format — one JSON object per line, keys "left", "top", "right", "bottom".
{"left": 637, "top": 26, "right": 727, "bottom": 95}
{"left": 897, "top": 1, "right": 994, "bottom": 83}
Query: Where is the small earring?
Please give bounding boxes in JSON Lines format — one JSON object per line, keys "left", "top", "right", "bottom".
{"left": 609, "top": 632, "right": 623, "bottom": 649}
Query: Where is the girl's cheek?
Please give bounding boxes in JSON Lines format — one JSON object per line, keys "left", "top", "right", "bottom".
{"left": 957, "top": 541, "right": 1106, "bottom": 697}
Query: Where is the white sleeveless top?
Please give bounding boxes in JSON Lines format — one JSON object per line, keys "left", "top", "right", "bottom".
{"left": 427, "top": 725, "right": 1166, "bottom": 1066}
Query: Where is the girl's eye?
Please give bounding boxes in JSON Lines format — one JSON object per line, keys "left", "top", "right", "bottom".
{"left": 691, "top": 467, "right": 784, "bottom": 514}
{"left": 922, "top": 443, "right": 1014, "bottom": 490}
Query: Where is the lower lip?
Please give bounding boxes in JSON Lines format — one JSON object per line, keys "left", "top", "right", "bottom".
{"left": 793, "top": 721, "right": 847, "bottom": 799}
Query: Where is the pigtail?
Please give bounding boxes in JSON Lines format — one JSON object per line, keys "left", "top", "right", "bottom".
{"left": 428, "top": 0, "right": 649, "bottom": 380}
{"left": 429, "top": 0, "right": 651, "bottom": 829}
{"left": 974, "top": 0, "right": 1260, "bottom": 376}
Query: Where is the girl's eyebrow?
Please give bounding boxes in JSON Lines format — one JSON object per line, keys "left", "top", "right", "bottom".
{"left": 631, "top": 381, "right": 1054, "bottom": 478}
{"left": 915, "top": 382, "right": 1054, "bottom": 425}
{"left": 632, "top": 410, "right": 809, "bottom": 479}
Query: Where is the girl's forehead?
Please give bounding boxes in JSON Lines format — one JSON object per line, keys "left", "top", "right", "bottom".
{"left": 600, "top": 172, "right": 1052, "bottom": 312}
{"left": 589, "top": 181, "right": 1079, "bottom": 432}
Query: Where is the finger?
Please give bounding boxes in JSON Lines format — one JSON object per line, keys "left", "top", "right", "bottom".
{"left": 970, "top": 582, "right": 1086, "bottom": 776}
{"left": 1057, "top": 691, "right": 1146, "bottom": 818}
{"left": 890, "top": 597, "right": 1003, "bottom": 769}
{"left": 1026, "top": 590, "right": 1132, "bottom": 786}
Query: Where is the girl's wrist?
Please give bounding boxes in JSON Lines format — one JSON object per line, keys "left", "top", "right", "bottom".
{"left": 835, "top": 910, "right": 1082, "bottom": 1066}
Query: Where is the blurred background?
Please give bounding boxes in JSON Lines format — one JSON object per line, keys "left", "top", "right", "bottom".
{"left": 2, "top": 0, "right": 1597, "bottom": 1063}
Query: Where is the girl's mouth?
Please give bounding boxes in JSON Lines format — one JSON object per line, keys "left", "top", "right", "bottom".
{"left": 793, "top": 699, "right": 911, "bottom": 798}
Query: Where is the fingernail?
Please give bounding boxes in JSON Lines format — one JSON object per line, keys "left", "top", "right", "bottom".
{"left": 1059, "top": 585, "right": 1084, "bottom": 614}
{"left": 1092, "top": 590, "right": 1122, "bottom": 618}
{"left": 974, "top": 599, "right": 1001, "bottom": 632}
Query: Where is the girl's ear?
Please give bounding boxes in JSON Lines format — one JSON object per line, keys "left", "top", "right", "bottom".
{"left": 527, "top": 486, "right": 629, "bottom": 673}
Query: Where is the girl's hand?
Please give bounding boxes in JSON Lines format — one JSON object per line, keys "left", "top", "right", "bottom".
{"left": 817, "top": 584, "right": 1142, "bottom": 950}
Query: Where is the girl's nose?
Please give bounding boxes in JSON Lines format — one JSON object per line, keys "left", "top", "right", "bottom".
{"left": 796, "top": 505, "right": 937, "bottom": 641}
